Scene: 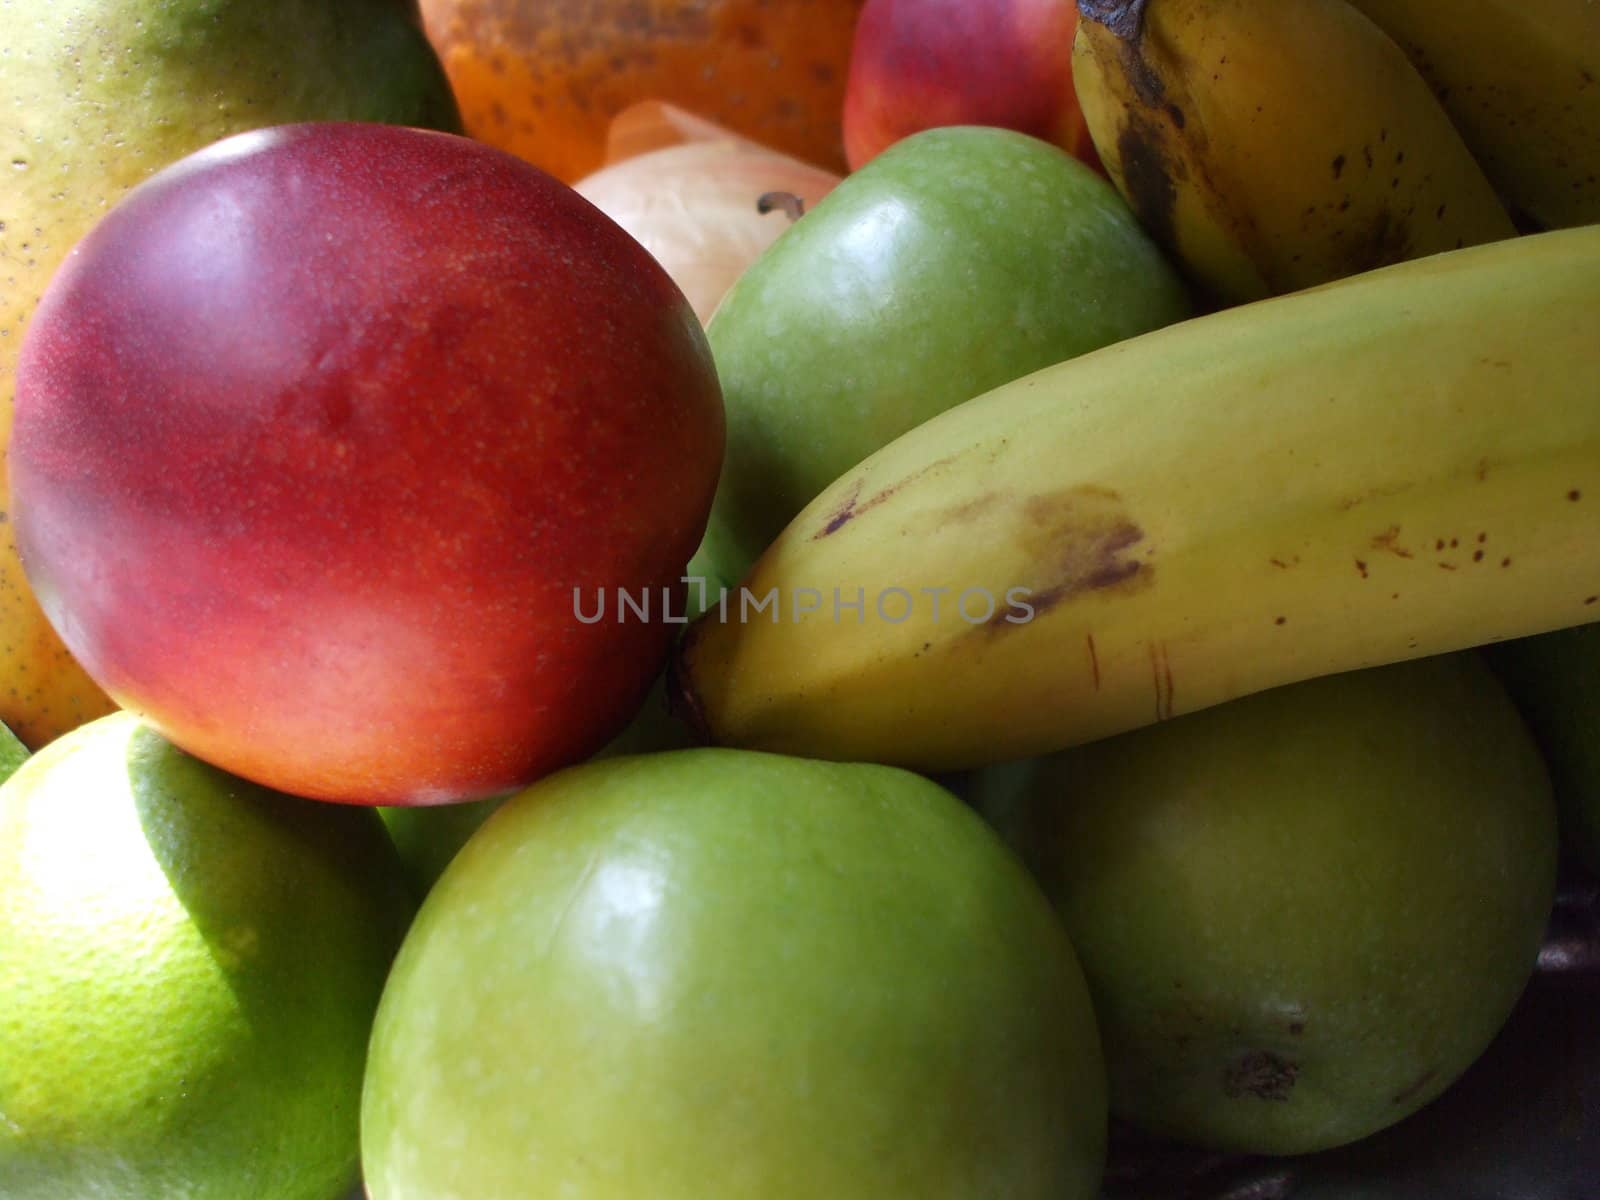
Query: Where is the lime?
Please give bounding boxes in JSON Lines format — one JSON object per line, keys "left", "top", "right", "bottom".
{"left": 0, "top": 719, "right": 29, "bottom": 786}
{"left": 379, "top": 794, "right": 507, "bottom": 897}
{"left": 0, "top": 711, "right": 414, "bottom": 1198}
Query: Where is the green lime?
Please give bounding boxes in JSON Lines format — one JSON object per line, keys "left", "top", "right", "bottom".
{"left": 379, "top": 794, "right": 507, "bottom": 897}
{"left": 0, "top": 719, "right": 29, "bottom": 786}
{"left": 0, "top": 711, "right": 414, "bottom": 1198}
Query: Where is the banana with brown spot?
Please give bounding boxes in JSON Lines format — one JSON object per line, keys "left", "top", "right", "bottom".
{"left": 671, "top": 227, "right": 1600, "bottom": 770}
{"left": 1344, "top": 0, "right": 1600, "bottom": 230}
{"left": 1071, "top": 0, "right": 1517, "bottom": 305}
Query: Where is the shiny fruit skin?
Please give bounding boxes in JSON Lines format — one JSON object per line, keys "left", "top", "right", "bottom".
{"left": 0, "top": 0, "right": 461, "bottom": 751}
{"left": 363, "top": 749, "right": 1108, "bottom": 1199}
{"left": 702, "top": 124, "right": 1189, "bottom": 582}
{"left": 11, "top": 123, "right": 724, "bottom": 806}
{"left": 417, "top": 0, "right": 865, "bottom": 181}
{"left": 672, "top": 227, "right": 1600, "bottom": 769}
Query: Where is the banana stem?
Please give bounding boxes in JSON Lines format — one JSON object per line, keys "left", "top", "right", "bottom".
{"left": 1078, "top": 0, "right": 1150, "bottom": 40}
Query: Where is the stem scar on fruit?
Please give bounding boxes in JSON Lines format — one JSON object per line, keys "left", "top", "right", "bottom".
{"left": 757, "top": 191, "right": 806, "bottom": 222}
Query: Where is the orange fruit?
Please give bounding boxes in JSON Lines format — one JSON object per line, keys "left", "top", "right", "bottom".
{"left": 417, "top": 0, "right": 867, "bottom": 181}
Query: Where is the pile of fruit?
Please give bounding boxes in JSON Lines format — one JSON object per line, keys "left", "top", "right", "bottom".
{"left": 1, "top": 0, "right": 1597, "bottom": 1197}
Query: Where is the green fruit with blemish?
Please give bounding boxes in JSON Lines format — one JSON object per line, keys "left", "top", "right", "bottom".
{"left": 981, "top": 653, "right": 1557, "bottom": 1155}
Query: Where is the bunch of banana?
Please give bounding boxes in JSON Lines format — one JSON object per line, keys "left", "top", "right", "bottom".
{"left": 1345, "top": 0, "right": 1600, "bottom": 231}
{"left": 672, "top": 225, "right": 1600, "bottom": 771}
{"left": 1071, "top": 0, "right": 1518, "bottom": 304}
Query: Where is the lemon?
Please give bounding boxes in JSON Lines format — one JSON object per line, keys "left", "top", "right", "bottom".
{"left": 0, "top": 711, "right": 414, "bottom": 1198}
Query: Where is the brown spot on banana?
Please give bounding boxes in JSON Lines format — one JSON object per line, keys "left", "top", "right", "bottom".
{"left": 815, "top": 479, "right": 863, "bottom": 538}
{"left": 980, "top": 485, "right": 1152, "bottom": 628}
{"left": 1370, "top": 525, "right": 1413, "bottom": 558}
{"left": 810, "top": 453, "right": 963, "bottom": 540}
{"left": 1116, "top": 118, "right": 1182, "bottom": 254}
{"left": 1149, "top": 640, "right": 1175, "bottom": 720}
{"left": 1115, "top": 38, "right": 1186, "bottom": 129}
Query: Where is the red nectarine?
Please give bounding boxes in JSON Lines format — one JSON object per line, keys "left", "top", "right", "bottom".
{"left": 11, "top": 123, "right": 723, "bottom": 805}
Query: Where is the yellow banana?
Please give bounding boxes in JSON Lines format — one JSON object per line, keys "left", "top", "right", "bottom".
{"left": 672, "top": 227, "right": 1600, "bottom": 771}
{"left": 1344, "top": 0, "right": 1600, "bottom": 230}
{"left": 1071, "top": 0, "right": 1518, "bottom": 304}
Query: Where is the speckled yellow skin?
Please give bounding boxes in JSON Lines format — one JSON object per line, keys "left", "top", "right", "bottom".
{"left": 677, "top": 227, "right": 1600, "bottom": 770}
{"left": 1072, "top": 0, "right": 1517, "bottom": 304}
{"left": 0, "top": 0, "right": 458, "bottom": 748}
{"left": 1346, "top": 0, "right": 1600, "bottom": 230}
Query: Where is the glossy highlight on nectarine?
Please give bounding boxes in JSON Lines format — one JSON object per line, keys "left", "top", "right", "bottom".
{"left": 11, "top": 123, "right": 724, "bottom": 806}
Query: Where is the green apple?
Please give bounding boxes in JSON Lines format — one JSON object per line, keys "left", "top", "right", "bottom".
{"left": 1481, "top": 621, "right": 1600, "bottom": 872}
{"left": 362, "top": 749, "right": 1107, "bottom": 1199}
{"left": 701, "top": 123, "right": 1191, "bottom": 582}
{"left": 981, "top": 653, "right": 1556, "bottom": 1156}
{"left": 376, "top": 676, "right": 701, "bottom": 898}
